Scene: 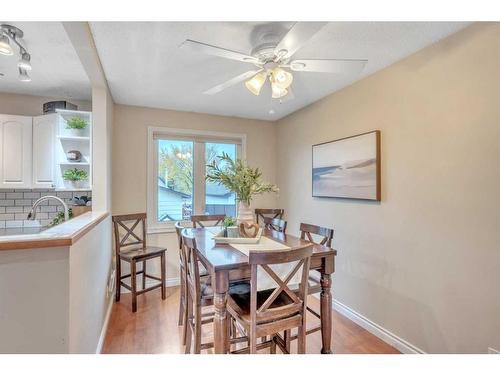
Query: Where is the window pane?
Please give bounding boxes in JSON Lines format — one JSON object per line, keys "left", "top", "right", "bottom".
{"left": 157, "top": 139, "right": 193, "bottom": 221}
{"left": 205, "top": 142, "right": 237, "bottom": 217}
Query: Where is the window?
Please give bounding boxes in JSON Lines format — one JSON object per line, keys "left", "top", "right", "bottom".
{"left": 205, "top": 142, "right": 237, "bottom": 217}
{"left": 147, "top": 127, "right": 245, "bottom": 232}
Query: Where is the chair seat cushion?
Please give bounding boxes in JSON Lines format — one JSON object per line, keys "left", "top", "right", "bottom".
{"left": 227, "top": 286, "right": 297, "bottom": 325}
{"left": 200, "top": 281, "right": 250, "bottom": 301}
{"left": 119, "top": 245, "right": 167, "bottom": 260}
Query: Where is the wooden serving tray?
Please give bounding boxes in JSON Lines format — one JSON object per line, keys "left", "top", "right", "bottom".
{"left": 212, "top": 228, "right": 263, "bottom": 244}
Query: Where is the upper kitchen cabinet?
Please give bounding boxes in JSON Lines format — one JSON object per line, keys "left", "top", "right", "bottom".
{"left": 33, "top": 114, "right": 57, "bottom": 188}
{"left": 0, "top": 115, "right": 33, "bottom": 189}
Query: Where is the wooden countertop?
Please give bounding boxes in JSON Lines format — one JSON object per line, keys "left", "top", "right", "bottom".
{"left": 0, "top": 211, "right": 109, "bottom": 251}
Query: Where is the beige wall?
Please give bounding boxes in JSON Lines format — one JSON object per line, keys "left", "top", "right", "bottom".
{"left": 276, "top": 23, "right": 500, "bottom": 353}
{"left": 0, "top": 92, "right": 91, "bottom": 116}
{"left": 112, "top": 104, "right": 278, "bottom": 280}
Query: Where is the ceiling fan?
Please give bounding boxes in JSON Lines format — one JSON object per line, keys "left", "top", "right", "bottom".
{"left": 179, "top": 22, "right": 367, "bottom": 100}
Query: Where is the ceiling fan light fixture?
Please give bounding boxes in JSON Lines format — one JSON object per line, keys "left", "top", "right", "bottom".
{"left": 245, "top": 71, "right": 267, "bottom": 96}
{"left": 271, "top": 83, "right": 288, "bottom": 99}
{"left": 18, "top": 67, "right": 31, "bottom": 82}
{"left": 18, "top": 52, "right": 32, "bottom": 70}
{"left": 270, "top": 68, "right": 293, "bottom": 90}
{"left": 0, "top": 34, "right": 13, "bottom": 56}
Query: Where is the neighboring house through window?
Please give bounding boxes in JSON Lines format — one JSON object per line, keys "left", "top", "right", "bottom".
{"left": 147, "top": 127, "right": 245, "bottom": 233}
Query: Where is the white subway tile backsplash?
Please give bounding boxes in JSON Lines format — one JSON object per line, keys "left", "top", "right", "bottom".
{"left": 6, "top": 192, "right": 23, "bottom": 199}
{"left": 6, "top": 206, "right": 24, "bottom": 213}
{"left": 14, "top": 199, "right": 32, "bottom": 206}
{"left": 6, "top": 220, "right": 23, "bottom": 228}
{"left": 0, "top": 189, "right": 91, "bottom": 229}
{"left": 40, "top": 206, "right": 57, "bottom": 213}
{"left": 24, "top": 192, "right": 41, "bottom": 199}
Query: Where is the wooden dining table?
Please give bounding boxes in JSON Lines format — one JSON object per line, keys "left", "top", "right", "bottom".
{"left": 188, "top": 226, "right": 337, "bottom": 354}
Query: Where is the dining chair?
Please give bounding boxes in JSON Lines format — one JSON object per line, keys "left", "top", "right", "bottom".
{"left": 181, "top": 230, "right": 251, "bottom": 354}
{"left": 254, "top": 208, "right": 284, "bottom": 226}
{"left": 175, "top": 222, "right": 212, "bottom": 345}
{"left": 112, "top": 213, "right": 167, "bottom": 312}
{"left": 226, "top": 244, "right": 313, "bottom": 354}
{"left": 191, "top": 214, "right": 225, "bottom": 228}
{"left": 180, "top": 230, "right": 216, "bottom": 354}
{"left": 263, "top": 216, "right": 287, "bottom": 233}
{"left": 279, "top": 222, "right": 334, "bottom": 351}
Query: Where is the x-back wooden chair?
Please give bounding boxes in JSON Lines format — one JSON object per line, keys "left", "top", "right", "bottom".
{"left": 226, "top": 244, "right": 313, "bottom": 354}
{"left": 263, "top": 216, "right": 287, "bottom": 233}
{"left": 191, "top": 214, "right": 225, "bottom": 228}
{"left": 112, "top": 213, "right": 167, "bottom": 312}
{"left": 175, "top": 221, "right": 212, "bottom": 346}
{"left": 279, "top": 222, "right": 334, "bottom": 351}
{"left": 255, "top": 208, "right": 284, "bottom": 226}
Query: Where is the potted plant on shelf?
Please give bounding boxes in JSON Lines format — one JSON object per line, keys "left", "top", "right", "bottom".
{"left": 65, "top": 117, "right": 88, "bottom": 137}
{"left": 62, "top": 168, "right": 88, "bottom": 189}
{"left": 206, "top": 153, "right": 278, "bottom": 224}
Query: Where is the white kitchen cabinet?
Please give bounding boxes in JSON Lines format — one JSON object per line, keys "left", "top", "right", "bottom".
{"left": 32, "top": 114, "right": 57, "bottom": 188}
{"left": 0, "top": 115, "right": 33, "bottom": 189}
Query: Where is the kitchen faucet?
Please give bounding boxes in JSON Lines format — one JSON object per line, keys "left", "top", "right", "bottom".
{"left": 27, "top": 196, "right": 69, "bottom": 222}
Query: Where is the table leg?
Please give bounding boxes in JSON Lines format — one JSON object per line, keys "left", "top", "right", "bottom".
{"left": 320, "top": 272, "right": 332, "bottom": 354}
{"left": 213, "top": 271, "right": 229, "bottom": 354}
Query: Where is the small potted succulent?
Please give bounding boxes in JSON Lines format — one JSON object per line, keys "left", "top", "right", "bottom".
{"left": 65, "top": 117, "right": 88, "bottom": 137}
{"left": 222, "top": 216, "right": 239, "bottom": 238}
{"left": 62, "top": 168, "right": 88, "bottom": 189}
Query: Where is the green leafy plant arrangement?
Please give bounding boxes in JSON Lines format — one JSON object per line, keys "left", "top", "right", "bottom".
{"left": 62, "top": 168, "right": 88, "bottom": 181}
{"left": 222, "top": 216, "right": 237, "bottom": 228}
{"left": 66, "top": 117, "right": 88, "bottom": 130}
{"left": 206, "top": 153, "right": 278, "bottom": 205}
{"left": 48, "top": 208, "right": 73, "bottom": 227}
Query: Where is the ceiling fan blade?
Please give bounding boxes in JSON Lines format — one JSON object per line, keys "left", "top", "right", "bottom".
{"left": 180, "top": 39, "right": 260, "bottom": 64}
{"left": 204, "top": 70, "right": 262, "bottom": 95}
{"left": 274, "top": 22, "right": 328, "bottom": 60}
{"left": 289, "top": 59, "right": 368, "bottom": 74}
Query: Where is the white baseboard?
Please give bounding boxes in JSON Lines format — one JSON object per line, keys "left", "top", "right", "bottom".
{"left": 120, "top": 277, "right": 180, "bottom": 293}
{"left": 333, "top": 299, "right": 425, "bottom": 354}
{"left": 96, "top": 295, "right": 114, "bottom": 354}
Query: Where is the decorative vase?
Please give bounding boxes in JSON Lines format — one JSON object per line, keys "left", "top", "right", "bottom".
{"left": 237, "top": 201, "right": 255, "bottom": 225}
{"left": 66, "top": 128, "right": 86, "bottom": 137}
{"left": 63, "top": 180, "right": 86, "bottom": 190}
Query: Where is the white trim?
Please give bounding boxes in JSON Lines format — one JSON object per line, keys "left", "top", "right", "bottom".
{"left": 95, "top": 295, "right": 114, "bottom": 354}
{"left": 333, "top": 299, "right": 426, "bottom": 354}
{"left": 146, "top": 126, "right": 246, "bottom": 233}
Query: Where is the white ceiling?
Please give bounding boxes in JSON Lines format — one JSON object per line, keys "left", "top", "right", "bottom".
{"left": 90, "top": 22, "right": 470, "bottom": 121}
{"left": 0, "top": 22, "right": 91, "bottom": 100}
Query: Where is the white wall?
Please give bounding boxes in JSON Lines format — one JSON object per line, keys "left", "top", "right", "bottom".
{"left": 0, "top": 92, "right": 91, "bottom": 116}
{"left": 69, "top": 216, "right": 113, "bottom": 353}
{"left": 112, "top": 104, "right": 278, "bottom": 283}
{"left": 275, "top": 23, "right": 500, "bottom": 353}
{"left": 0, "top": 246, "right": 70, "bottom": 353}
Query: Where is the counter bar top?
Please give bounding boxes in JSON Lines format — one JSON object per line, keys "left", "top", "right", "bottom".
{"left": 0, "top": 211, "right": 109, "bottom": 251}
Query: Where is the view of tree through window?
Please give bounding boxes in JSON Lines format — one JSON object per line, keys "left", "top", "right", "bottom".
{"left": 157, "top": 139, "right": 194, "bottom": 221}
{"left": 157, "top": 140, "right": 237, "bottom": 222}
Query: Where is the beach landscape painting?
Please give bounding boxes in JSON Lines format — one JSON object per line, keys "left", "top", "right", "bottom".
{"left": 312, "top": 131, "right": 380, "bottom": 201}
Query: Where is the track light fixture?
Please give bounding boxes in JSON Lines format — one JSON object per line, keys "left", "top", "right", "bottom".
{"left": 0, "top": 24, "right": 32, "bottom": 82}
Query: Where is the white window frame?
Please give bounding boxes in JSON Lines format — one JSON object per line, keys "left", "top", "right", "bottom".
{"left": 147, "top": 126, "right": 246, "bottom": 234}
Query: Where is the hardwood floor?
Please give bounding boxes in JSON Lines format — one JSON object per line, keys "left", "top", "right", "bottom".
{"left": 102, "top": 286, "right": 400, "bottom": 354}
